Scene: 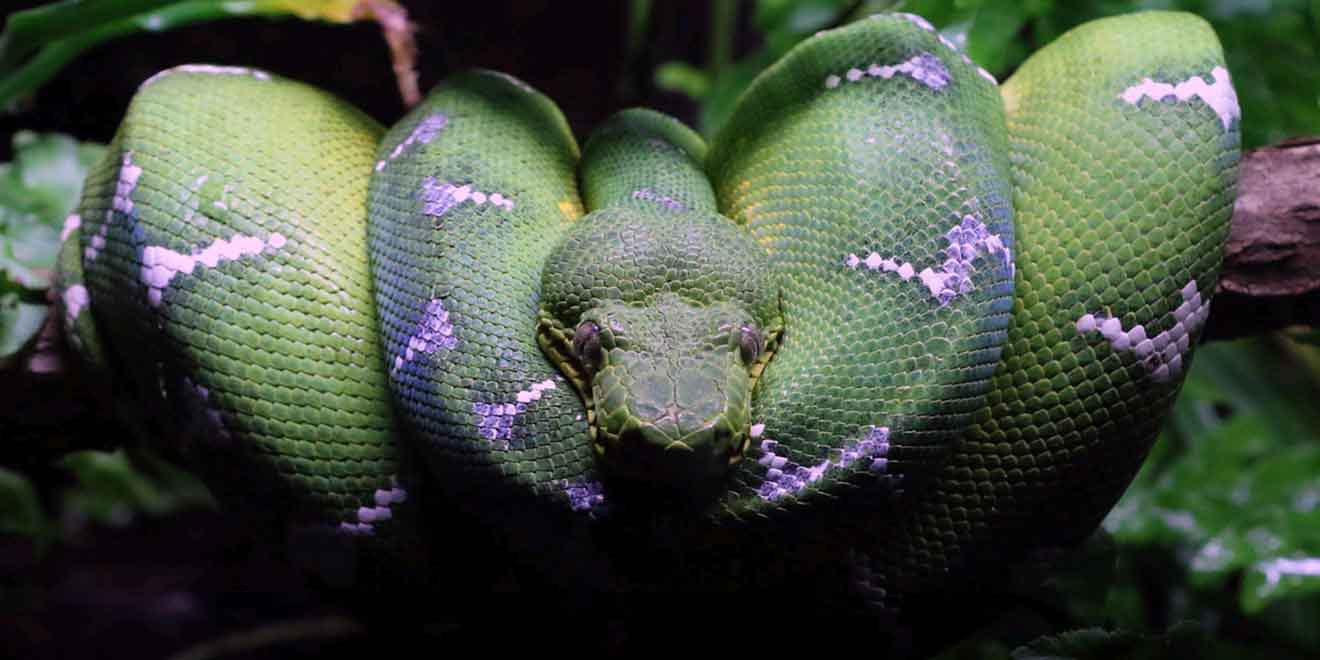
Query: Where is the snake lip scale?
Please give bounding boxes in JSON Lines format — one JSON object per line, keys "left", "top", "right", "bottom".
{"left": 59, "top": 10, "right": 1239, "bottom": 604}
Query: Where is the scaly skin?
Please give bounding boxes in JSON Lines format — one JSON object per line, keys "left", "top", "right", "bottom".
{"left": 59, "top": 12, "right": 1238, "bottom": 605}
{"left": 64, "top": 67, "right": 426, "bottom": 581}
{"left": 851, "top": 11, "right": 1239, "bottom": 608}
{"left": 539, "top": 108, "right": 783, "bottom": 486}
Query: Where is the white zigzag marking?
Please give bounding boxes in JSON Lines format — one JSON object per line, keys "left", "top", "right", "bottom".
{"left": 1119, "top": 66, "right": 1239, "bottom": 131}
{"left": 1075, "top": 279, "right": 1209, "bottom": 383}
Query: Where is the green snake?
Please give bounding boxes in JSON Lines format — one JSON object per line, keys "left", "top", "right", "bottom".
{"left": 56, "top": 11, "right": 1239, "bottom": 606}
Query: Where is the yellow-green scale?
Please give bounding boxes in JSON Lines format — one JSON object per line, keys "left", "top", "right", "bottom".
{"left": 72, "top": 69, "right": 417, "bottom": 576}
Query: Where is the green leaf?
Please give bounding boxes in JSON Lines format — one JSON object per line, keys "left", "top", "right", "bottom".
{"left": 688, "top": 0, "right": 858, "bottom": 136}
{"left": 0, "top": 466, "right": 51, "bottom": 546}
{"left": 59, "top": 449, "right": 214, "bottom": 528}
{"left": 698, "top": 53, "right": 777, "bottom": 135}
{"left": 2, "top": 221, "right": 60, "bottom": 289}
{"left": 10, "top": 130, "right": 89, "bottom": 216}
{"left": 1, "top": 131, "right": 104, "bottom": 293}
{"left": 965, "top": 0, "right": 1028, "bottom": 74}
{"left": 0, "top": 1, "right": 179, "bottom": 71}
{"left": 653, "top": 61, "right": 711, "bottom": 99}
{"left": 1, "top": 1, "right": 404, "bottom": 109}
{"left": 0, "top": 292, "right": 48, "bottom": 363}
{"left": 756, "top": 0, "right": 852, "bottom": 44}
{"left": 1241, "top": 556, "right": 1320, "bottom": 615}
{"left": 1103, "top": 336, "right": 1320, "bottom": 641}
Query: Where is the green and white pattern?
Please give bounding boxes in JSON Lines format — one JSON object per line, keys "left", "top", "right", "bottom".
{"left": 58, "top": 11, "right": 1239, "bottom": 606}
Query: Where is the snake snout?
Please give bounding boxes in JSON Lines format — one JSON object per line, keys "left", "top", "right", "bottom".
{"left": 604, "top": 418, "right": 745, "bottom": 484}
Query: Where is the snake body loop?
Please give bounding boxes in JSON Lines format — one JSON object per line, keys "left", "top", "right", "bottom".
{"left": 59, "top": 11, "right": 1239, "bottom": 605}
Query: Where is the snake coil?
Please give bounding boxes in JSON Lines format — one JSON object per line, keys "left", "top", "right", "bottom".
{"left": 57, "top": 12, "right": 1238, "bottom": 606}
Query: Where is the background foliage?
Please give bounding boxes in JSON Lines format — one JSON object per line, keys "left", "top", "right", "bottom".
{"left": 1, "top": 0, "right": 1317, "bottom": 657}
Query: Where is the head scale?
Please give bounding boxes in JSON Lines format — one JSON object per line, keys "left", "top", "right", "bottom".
{"left": 538, "top": 207, "right": 781, "bottom": 488}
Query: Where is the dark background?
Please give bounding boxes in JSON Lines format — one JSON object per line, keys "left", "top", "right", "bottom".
{"left": 0, "top": 1, "right": 737, "bottom": 160}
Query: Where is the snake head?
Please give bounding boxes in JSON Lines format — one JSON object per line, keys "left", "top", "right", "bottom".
{"left": 538, "top": 207, "right": 781, "bottom": 487}
{"left": 546, "top": 298, "right": 778, "bottom": 483}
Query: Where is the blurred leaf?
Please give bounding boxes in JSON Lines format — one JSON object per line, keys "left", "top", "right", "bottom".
{"left": 1042, "top": 530, "right": 1120, "bottom": 624}
{"left": 1212, "top": 6, "right": 1320, "bottom": 148}
{"left": 698, "top": 54, "right": 779, "bottom": 136}
{"left": 667, "top": 0, "right": 858, "bottom": 135}
{"left": 2, "top": 221, "right": 60, "bottom": 290}
{"left": 757, "top": 0, "right": 853, "bottom": 48}
{"left": 0, "top": 292, "right": 48, "bottom": 363}
{"left": 1105, "top": 337, "right": 1320, "bottom": 644}
{"left": 1, "top": 131, "right": 104, "bottom": 293}
{"left": 8, "top": 131, "right": 99, "bottom": 217}
{"left": 0, "top": 1, "right": 408, "bottom": 109}
{"left": 0, "top": 466, "right": 51, "bottom": 547}
{"left": 59, "top": 449, "right": 214, "bottom": 529}
{"left": 227, "top": 0, "right": 383, "bottom": 23}
{"left": 965, "top": 0, "right": 1028, "bottom": 74}
{"left": 654, "top": 61, "right": 711, "bottom": 99}
{"left": 891, "top": 0, "right": 979, "bottom": 27}
{"left": 0, "top": 1, "right": 176, "bottom": 69}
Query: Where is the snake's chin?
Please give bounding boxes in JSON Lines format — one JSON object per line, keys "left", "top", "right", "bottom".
{"left": 586, "top": 411, "right": 748, "bottom": 487}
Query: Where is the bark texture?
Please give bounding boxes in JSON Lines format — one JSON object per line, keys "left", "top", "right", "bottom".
{"left": 1206, "top": 137, "right": 1320, "bottom": 340}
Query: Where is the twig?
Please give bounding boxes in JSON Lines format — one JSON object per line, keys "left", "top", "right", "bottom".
{"left": 352, "top": 0, "right": 419, "bottom": 108}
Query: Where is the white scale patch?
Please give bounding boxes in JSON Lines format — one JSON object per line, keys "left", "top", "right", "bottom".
{"left": 61, "top": 213, "right": 81, "bottom": 243}
{"left": 894, "top": 12, "right": 997, "bottom": 85}
{"left": 86, "top": 152, "right": 143, "bottom": 262}
{"left": 420, "top": 177, "right": 515, "bottom": 218}
{"left": 473, "top": 379, "right": 557, "bottom": 444}
{"left": 560, "top": 479, "right": 607, "bottom": 512}
{"left": 139, "top": 232, "right": 287, "bottom": 306}
{"left": 140, "top": 64, "right": 270, "bottom": 88}
{"left": 846, "top": 214, "right": 1011, "bottom": 306}
{"left": 825, "top": 52, "right": 951, "bottom": 90}
{"left": 339, "top": 481, "right": 409, "bottom": 536}
{"left": 757, "top": 426, "right": 890, "bottom": 502}
{"left": 1119, "top": 66, "right": 1239, "bottom": 130}
{"left": 1076, "top": 279, "right": 1209, "bottom": 383}
{"left": 390, "top": 298, "right": 458, "bottom": 376}
{"left": 631, "top": 187, "right": 685, "bottom": 211}
{"left": 376, "top": 113, "right": 448, "bottom": 172}
{"left": 61, "top": 284, "right": 88, "bottom": 328}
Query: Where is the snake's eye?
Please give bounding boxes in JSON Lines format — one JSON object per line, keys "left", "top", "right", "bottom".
{"left": 738, "top": 325, "right": 764, "bottom": 365}
{"left": 573, "top": 321, "right": 604, "bottom": 370}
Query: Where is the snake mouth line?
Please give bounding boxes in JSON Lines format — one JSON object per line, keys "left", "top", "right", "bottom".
{"left": 664, "top": 440, "right": 693, "bottom": 453}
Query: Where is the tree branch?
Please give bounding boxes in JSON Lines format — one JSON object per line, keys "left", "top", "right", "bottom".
{"left": 1205, "top": 137, "right": 1320, "bottom": 341}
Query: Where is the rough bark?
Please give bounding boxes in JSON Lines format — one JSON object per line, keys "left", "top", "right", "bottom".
{"left": 1205, "top": 137, "right": 1320, "bottom": 341}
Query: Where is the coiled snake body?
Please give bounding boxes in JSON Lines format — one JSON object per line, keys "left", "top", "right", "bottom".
{"left": 57, "top": 12, "right": 1239, "bottom": 607}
